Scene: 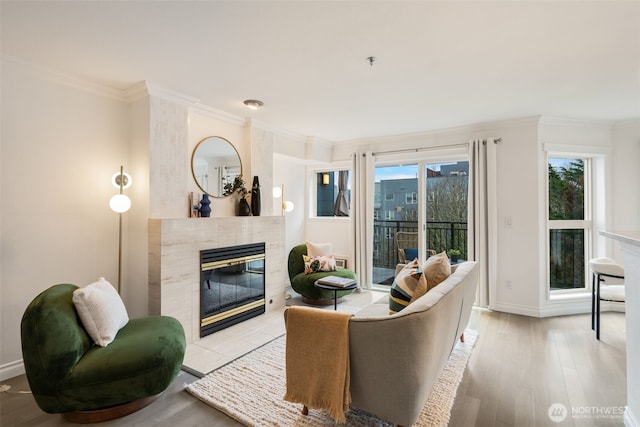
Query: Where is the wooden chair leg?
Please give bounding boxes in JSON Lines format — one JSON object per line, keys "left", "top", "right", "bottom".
{"left": 302, "top": 405, "right": 308, "bottom": 415}
{"left": 460, "top": 333, "right": 465, "bottom": 343}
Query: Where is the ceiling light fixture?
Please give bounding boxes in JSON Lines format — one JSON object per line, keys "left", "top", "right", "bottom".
{"left": 243, "top": 99, "right": 264, "bottom": 110}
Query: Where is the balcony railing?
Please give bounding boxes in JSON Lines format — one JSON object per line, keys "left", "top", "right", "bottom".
{"left": 373, "top": 220, "right": 468, "bottom": 270}
{"left": 549, "top": 229, "right": 585, "bottom": 290}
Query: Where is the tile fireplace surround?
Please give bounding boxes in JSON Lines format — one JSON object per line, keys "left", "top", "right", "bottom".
{"left": 148, "top": 216, "right": 286, "bottom": 374}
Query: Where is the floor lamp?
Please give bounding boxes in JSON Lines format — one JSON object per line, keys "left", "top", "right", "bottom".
{"left": 109, "top": 166, "right": 132, "bottom": 294}
{"left": 272, "top": 184, "right": 294, "bottom": 215}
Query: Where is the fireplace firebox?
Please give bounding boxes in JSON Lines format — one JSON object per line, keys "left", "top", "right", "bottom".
{"left": 200, "top": 243, "right": 265, "bottom": 337}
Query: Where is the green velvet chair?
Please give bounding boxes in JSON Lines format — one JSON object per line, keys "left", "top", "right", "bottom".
{"left": 21, "top": 284, "right": 186, "bottom": 423}
{"left": 287, "top": 244, "right": 358, "bottom": 305}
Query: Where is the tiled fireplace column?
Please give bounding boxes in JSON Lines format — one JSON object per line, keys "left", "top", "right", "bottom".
{"left": 148, "top": 216, "right": 286, "bottom": 344}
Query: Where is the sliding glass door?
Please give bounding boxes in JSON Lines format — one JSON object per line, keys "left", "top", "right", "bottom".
{"left": 372, "top": 156, "right": 469, "bottom": 287}
{"left": 372, "top": 164, "right": 419, "bottom": 285}
{"left": 424, "top": 161, "right": 469, "bottom": 263}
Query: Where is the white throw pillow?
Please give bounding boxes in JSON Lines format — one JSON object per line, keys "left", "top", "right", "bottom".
{"left": 72, "top": 277, "right": 129, "bottom": 347}
{"left": 306, "top": 240, "right": 333, "bottom": 257}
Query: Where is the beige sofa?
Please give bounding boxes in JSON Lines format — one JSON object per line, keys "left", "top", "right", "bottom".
{"left": 285, "top": 260, "right": 478, "bottom": 426}
{"left": 347, "top": 261, "right": 478, "bottom": 426}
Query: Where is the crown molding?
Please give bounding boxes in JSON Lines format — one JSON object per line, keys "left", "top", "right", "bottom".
{"left": 147, "top": 82, "right": 199, "bottom": 105}
{"left": 122, "top": 82, "right": 149, "bottom": 103}
{"left": 248, "top": 118, "right": 309, "bottom": 143}
{"left": 538, "top": 115, "right": 615, "bottom": 129}
{"left": 190, "top": 103, "right": 245, "bottom": 126}
{"left": 2, "top": 54, "right": 128, "bottom": 102}
{"left": 338, "top": 116, "right": 541, "bottom": 148}
{"left": 612, "top": 117, "right": 640, "bottom": 130}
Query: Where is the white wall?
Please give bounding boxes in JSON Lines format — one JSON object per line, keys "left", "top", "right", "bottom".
{"left": 485, "top": 119, "right": 540, "bottom": 315}
{"left": 273, "top": 153, "right": 306, "bottom": 262}
{"left": 1, "top": 58, "right": 130, "bottom": 379}
{"left": 128, "top": 94, "right": 151, "bottom": 318}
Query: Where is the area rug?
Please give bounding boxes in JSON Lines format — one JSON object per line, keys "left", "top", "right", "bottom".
{"left": 185, "top": 329, "right": 477, "bottom": 426}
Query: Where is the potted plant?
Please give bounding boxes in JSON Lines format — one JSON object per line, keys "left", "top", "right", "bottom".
{"left": 448, "top": 249, "right": 461, "bottom": 263}
{"left": 223, "top": 174, "right": 251, "bottom": 216}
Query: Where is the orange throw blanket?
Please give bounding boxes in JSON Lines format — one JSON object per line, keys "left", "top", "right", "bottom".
{"left": 284, "top": 306, "right": 353, "bottom": 423}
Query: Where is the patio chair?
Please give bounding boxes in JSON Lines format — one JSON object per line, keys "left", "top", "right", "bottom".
{"left": 395, "top": 231, "right": 435, "bottom": 264}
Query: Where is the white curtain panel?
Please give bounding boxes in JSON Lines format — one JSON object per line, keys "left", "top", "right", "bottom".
{"left": 351, "top": 151, "right": 374, "bottom": 289}
{"left": 468, "top": 139, "right": 498, "bottom": 308}
{"left": 333, "top": 170, "right": 350, "bottom": 216}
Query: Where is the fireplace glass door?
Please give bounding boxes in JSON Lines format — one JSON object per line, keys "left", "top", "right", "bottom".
{"left": 200, "top": 243, "right": 265, "bottom": 337}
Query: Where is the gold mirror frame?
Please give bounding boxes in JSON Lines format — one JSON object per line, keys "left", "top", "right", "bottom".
{"left": 191, "top": 136, "right": 242, "bottom": 198}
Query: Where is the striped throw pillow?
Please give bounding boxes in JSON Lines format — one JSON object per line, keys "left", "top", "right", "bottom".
{"left": 389, "top": 259, "right": 428, "bottom": 314}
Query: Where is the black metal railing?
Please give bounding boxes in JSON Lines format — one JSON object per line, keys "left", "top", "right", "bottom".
{"left": 549, "top": 229, "right": 585, "bottom": 289}
{"left": 373, "top": 220, "right": 468, "bottom": 270}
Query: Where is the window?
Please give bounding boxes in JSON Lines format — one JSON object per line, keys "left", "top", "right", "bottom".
{"left": 315, "top": 170, "right": 350, "bottom": 217}
{"left": 370, "top": 159, "right": 469, "bottom": 287}
{"left": 548, "top": 157, "right": 590, "bottom": 291}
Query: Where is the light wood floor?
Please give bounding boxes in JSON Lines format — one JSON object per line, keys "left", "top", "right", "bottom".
{"left": 450, "top": 309, "right": 626, "bottom": 427}
{"left": 0, "top": 308, "right": 626, "bottom": 427}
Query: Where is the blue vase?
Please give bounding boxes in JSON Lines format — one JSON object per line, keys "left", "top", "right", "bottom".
{"left": 199, "top": 194, "right": 211, "bottom": 217}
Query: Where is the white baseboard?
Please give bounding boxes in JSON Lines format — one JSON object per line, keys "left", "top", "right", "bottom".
{"left": 491, "top": 300, "right": 626, "bottom": 318}
{"left": 0, "top": 359, "right": 24, "bottom": 381}
{"left": 489, "top": 302, "right": 541, "bottom": 317}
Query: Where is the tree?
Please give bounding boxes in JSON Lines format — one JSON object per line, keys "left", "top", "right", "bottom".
{"left": 426, "top": 176, "right": 468, "bottom": 256}
{"left": 549, "top": 160, "right": 584, "bottom": 220}
{"left": 426, "top": 176, "right": 468, "bottom": 222}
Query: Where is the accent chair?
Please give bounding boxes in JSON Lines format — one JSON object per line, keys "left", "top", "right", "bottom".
{"left": 21, "top": 284, "right": 186, "bottom": 423}
{"left": 287, "top": 244, "right": 357, "bottom": 305}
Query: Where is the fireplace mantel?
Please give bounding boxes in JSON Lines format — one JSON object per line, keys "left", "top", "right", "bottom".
{"left": 148, "top": 216, "right": 286, "bottom": 343}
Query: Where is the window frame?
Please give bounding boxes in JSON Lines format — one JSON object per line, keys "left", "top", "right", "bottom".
{"left": 547, "top": 154, "right": 593, "bottom": 295}
{"left": 310, "top": 167, "right": 352, "bottom": 219}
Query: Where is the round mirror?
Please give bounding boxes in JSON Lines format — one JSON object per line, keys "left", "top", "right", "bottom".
{"left": 191, "top": 136, "right": 242, "bottom": 198}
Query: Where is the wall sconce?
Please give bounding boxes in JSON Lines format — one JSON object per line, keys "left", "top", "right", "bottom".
{"left": 273, "top": 184, "right": 294, "bottom": 215}
{"left": 111, "top": 171, "right": 132, "bottom": 190}
{"left": 109, "top": 166, "right": 132, "bottom": 294}
{"left": 321, "top": 173, "right": 330, "bottom": 186}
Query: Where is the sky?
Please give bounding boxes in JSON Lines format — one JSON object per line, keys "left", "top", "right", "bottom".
{"left": 375, "top": 165, "right": 418, "bottom": 182}
{"left": 374, "top": 162, "right": 458, "bottom": 182}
